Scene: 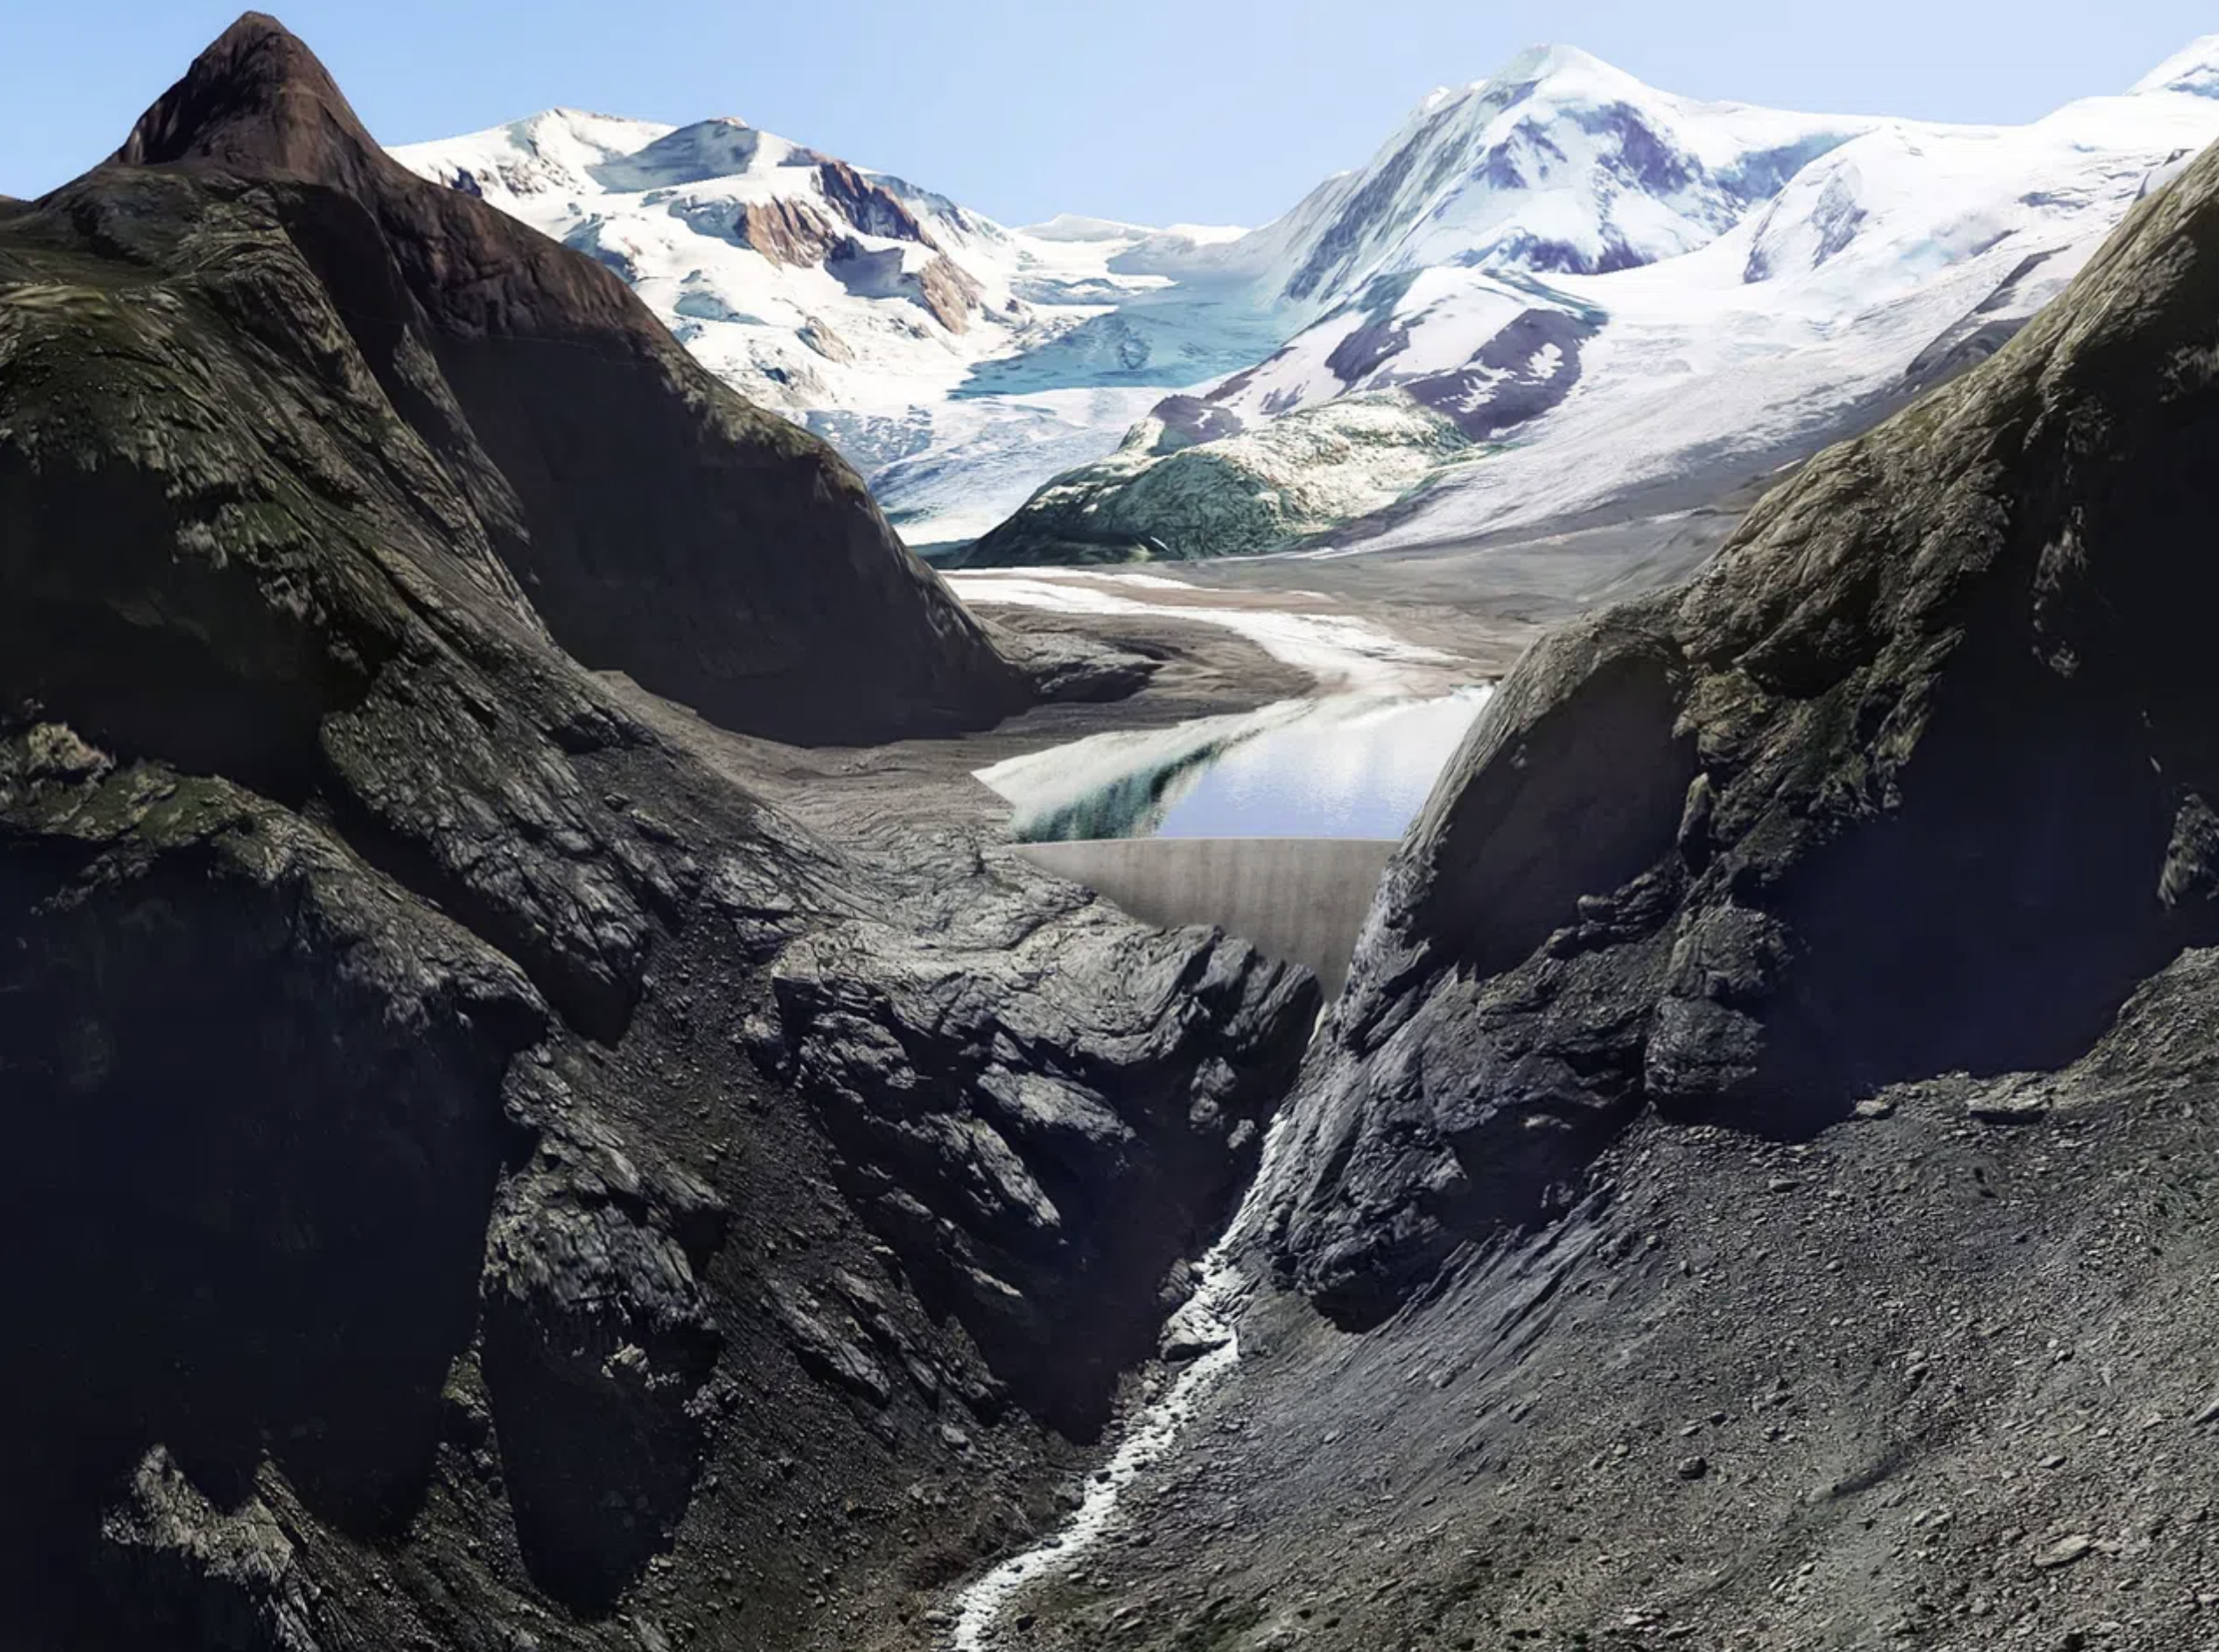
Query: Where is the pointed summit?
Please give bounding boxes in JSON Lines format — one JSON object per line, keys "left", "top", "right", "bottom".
{"left": 2132, "top": 34, "right": 2219, "bottom": 100}
{"left": 83, "top": 11, "right": 1030, "bottom": 743}
{"left": 115, "top": 11, "right": 392, "bottom": 196}
{"left": 1490, "top": 42, "right": 1619, "bottom": 86}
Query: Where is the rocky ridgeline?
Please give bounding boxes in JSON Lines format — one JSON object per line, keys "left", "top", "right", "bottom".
{"left": 101, "top": 11, "right": 1032, "bottom": 747}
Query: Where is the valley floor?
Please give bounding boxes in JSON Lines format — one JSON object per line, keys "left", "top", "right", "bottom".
{"left": 607, "top": 503, "right": 1751, "bottom": 1650}
{"left": 615, "top": 499, "right": 1653, "bottom": 842}
{"left": 946, "top": 494, "right": 1758, "bottom": 691}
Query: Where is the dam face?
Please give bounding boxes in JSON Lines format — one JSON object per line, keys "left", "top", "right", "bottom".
{"left": 1013, "top": 837, "right": 1395, "bottom": 998}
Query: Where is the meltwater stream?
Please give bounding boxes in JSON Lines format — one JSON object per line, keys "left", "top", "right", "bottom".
{"left": 948, "top": 1244, "right": 1249, "bottom": 1649}
{"left": 948, "top": 1100, "right": 1308, "bottom": 1650}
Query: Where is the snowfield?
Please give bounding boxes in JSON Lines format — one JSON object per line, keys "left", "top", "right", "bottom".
{"left": 393, "top": 112, "right": 1267, "bottom": 543}
{"left": 396, "top": 38, "right": 2219, "bottom": 560}
{"left": 968, "top": 38, "right": 2219, "bottom": 563}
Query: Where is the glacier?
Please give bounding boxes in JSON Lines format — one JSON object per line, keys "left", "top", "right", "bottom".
{"left": 391, "top": 115, "right": 1272, "bottom": 545}
{"left": 396, "top": 37, "right": 2219, "bottom": 561}
{"left": 963, "top": 38, "right": 2219, "bottom": 564}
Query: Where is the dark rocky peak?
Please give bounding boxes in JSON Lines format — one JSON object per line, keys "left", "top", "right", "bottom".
{"left": 89, "top": 12, "right": 1035, "bottom": 745}
{"left": 116, "top": 11, "right": 387, "bottom": 196}
{"left": 113, "top": 14, "right": 684, "bottom": 346}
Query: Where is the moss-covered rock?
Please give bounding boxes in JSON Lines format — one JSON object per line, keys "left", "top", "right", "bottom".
{"left": 946, "top": 395, "right": 1466, "bottom": 567}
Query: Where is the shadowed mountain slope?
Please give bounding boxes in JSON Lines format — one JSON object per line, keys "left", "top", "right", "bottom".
{"left": 104, "top": 11, "right": 1028, "bottom": 746}
{"left": 0, "top": 16, "right": 1316, "bottom": 1650}
{"left": 1268, "top": 134, "right": 2219, "bottom": 1321}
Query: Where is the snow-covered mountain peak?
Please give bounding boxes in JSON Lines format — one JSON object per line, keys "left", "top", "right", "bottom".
{"left": 1486, "top": 42, "right": 1649, "bottom": 100}
{"left": 412, "top": 107, "right": 674, "bottom": 197}
{"left": 394, "top": 109, "right": 1271, "bottom": 542}
{"left": 1497, "top": 41, "right": 1605, "bottom": 75}
{"left": 967, "top": 35, "right": 2219, "bottom": 568}
{"left": 394, "top": 36, "right": 2219, "bottom": 556}
{"left": 396, "top": 107, "right": 1042, "bottom": 416}
{"left": 2134, "top": 35, "right": 2219, "bottom": 100}
{"left": 1022, "top": 213, "right": 1154, "bottom": 243}
{"left": 1151, "top": 46, "right": 1873, "bottom": 318}
{"left": 1398, "top": 44, "right": 1634, "bottom": 116}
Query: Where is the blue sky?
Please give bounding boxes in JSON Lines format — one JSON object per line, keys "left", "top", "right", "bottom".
{"left": 2, "top": 3, "right": 2209, "bottom": 224}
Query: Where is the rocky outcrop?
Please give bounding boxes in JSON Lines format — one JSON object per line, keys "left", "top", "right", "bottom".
{"left": 572, "top": 151, "right": 977, "bottom": 338}
{"left": 1267, "top": 136, "right": 2219, "bottom": 1324}
{"left": 815, "top": 158, "right": 934, "bottom": 246}
{"left": 1149, "top": 394, "right": 1247, "bottom": 451}
{"left": 752, "top": 843, "right": 1318, "bottom": 1430}
{"left": 914, "top": 253, "right": 986, "bottom": 332}
{"left": 480, "top": 1071, "right": 729, "bottom": 1608}
{"left": 948, "top": 395, "right": 1465, "bottom": 566}
{"left": 107, "top": 11, "right": 1027, "bottom": 744}
{"left": 726, "top": 195, "right": 846, "bottom": 267}
{"left": 96, "top": 1449, "right": 322, "bottom": 1652}
{"left": 1401, "top": 305, "right": 1592, "bottom": 438}
{"left": 822, "top": 236, "right": 987, "bottom": 334}
{"left": 0, "top": 728, "right": 545, "bottom": 1620}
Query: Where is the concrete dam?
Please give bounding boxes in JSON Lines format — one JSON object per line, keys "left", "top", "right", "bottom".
{"left": 1013, "top": 837, "right": 1397, "bottom": 997}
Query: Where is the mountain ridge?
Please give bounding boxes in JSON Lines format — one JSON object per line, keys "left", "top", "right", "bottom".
{"left": 394, "top": 40, "right": 1881, "bottom": 545}
{"left": 958, "top": 40, "right": 2219, "bottom": 566}
{"left": 1150, "top": 39, "right": 1873, "bottom": 311}
{"left": 108, "top": 11, "right": 1038, "bottom": 743}
{"left": 401, "top": 37, "right": 2219, "bottom": 559}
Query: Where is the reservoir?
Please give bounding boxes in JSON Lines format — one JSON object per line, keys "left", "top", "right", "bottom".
{"left": 976, "top": 686, "right": 1494, "bottom": 843}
